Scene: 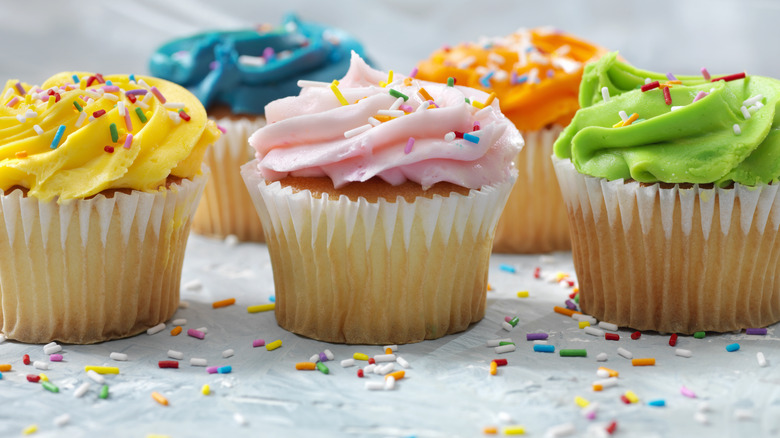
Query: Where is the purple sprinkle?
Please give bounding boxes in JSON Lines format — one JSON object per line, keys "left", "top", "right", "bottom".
{"left": 206, "top": 366, "right": 219, "bottom": 374}
{"left": 187, "top": 328, "right": 205, "bottom": 340}
{"left": 409, "top": 67, "right": 418, "bottom": 78}
{"left": 125, "top": 89, "right": 148, "bottom": 96}
{"left": 511, "top": 71, "right": 518, "bottom": 85}
{"left": 692, "top": 91, "right": 708, "bottom": 103}
{"left": 102, "top": 85, "right": 120, "bottom": 93}
{"left": 746, "top": 328, "right": 767, "bottom": 335}
{"left": 209, "top": 61, "right": 219, "bottom": 70}
{"left": 14, "top": 82, "right": 26, "bottom": 96}
{"left": 50, "top": 354, "right": 63, "bottom": 362}
{"left": 547, "top": 69, "right": 554, "bottom": 78}
{"left": 586, "top": 410, "right": 597, "bottom": 420}
{"left": 252, "top": 339, "right": 265, "bottom": 348}
{"left": 526, "top": 333, "right": 549, "bottom": 341}
{"left": 319, "top": 352, "right": 328, "bottom": 362}
{"left": 399, "top": 104, "right": 413, "bottom": 113}
{"left": 565, "top": 299, "right": 577, "bottom": 310}
{"left": 404, "top": 137, "right": 414, "bottom": 154}
{"left": 666, "top": 72, "right": 678, "bottom": 81}
{"left": 262, "top": 47, "right": 275, "bottom": 60}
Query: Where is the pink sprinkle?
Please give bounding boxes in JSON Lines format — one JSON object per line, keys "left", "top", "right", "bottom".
{"left": 217, "top": 124, "right": 227, "bottom": 134}
{"left": 6, "top": 96, "right": 19, "bottom": 107}
{"left": 681, "top": 385, "right": 697, "bottom": 398}
{"left": 404, "top": 137, "right": 415, "bottom": 154}
{"left": 150, "top": 86, "right": 167, "bottom": 104}
{"left": 262, "top": 47, "right": 275, "bottom": 60}
{"left": 586, "top": 410, "right": 597, "bottom": 420}
{"left": 102, "top": 85, "right": 120, "bottom": 93}
{"left": 701, "top": 68, "right": 711, "bottom": 81}
{"left": 428, "top": 100, "right": 439, "bottom": 108}
{"left": 409, "top": 67, "right": 418, "bottom": 78}
{"left": 692, "top": 91, "right": 708, "bottom": 103}
{"left": 473, "top": 121, "right": 481, "bottom": 131}
{"left": 206, "top": 366, "right": 219, "bottom": 374}
{"left": 399, "top": 104, "right": 413, "bottom": 113}
{"left": 123, "top": 133, "right": 133, "bottom": 149}
{"left": 504, "top": 316, "right": 512, "bottom": 323}
{"left": 252, "top": 339, "right": 265, "bottom": 348}
{"left": 187, "top": 328, "right": 205, "bottom": 339}
{"left": 50, "top": 354, "right": 63, "bottom": 362}
{"left": 14, "top": 82, "right": 26, "bottom": 96}
{"left": 124, "top": 111, "right": 133, "bottom": 132}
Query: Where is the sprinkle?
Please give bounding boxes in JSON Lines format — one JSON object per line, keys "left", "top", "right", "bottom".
{"left": 54, "top": 414, "right": 70, "bottom": 427}
{"left": 668, "top": 333, "right": 678, "bottom": 347}
{"left": 559, "top": 349, "right": 587, "bottom": 357}
{"left": 206, "top": 366, "right": 219, "bottom": 374}
{"left": 621, "top": 113, "right": 639, "bottom": 127}
{"left": 75, "top": 112, "right": 88, "bottom": 128}
{"left": 86, "top": 370, "right": 105, "bottom": 385}
{"left": 663, "top": 86, "right": 672, "bottom": 105}
{"left": 495, "top": 344, "right": 516, "bottom": 354}
{"left": 624, "top": 390, "right": 640, "bottom": 404}
{"left": 178, "top": 109, "right": 191, "bottom": 122}
{"left": 701, "top": 68, "right": 711, "bottom": 81}
{"left": 396, "top": 356, "right": 410, "bottom": 368}
{"left": 188, "top": 358, "right": 207, "bottom": 367}
{"left": 757, "top": 352, "right": 768, "bottom": 367}
{"left": 534, "top": 345, "right": 555, "bottom": 353}
{"left": 344, "top": 124, "right": 372, "bottom": 138}
{"left": 574, "top": 396, "right": 590, "bottom": 408}
{"left": 598, "top": 367, "right": 619, "bottom": 378}
{"left": 252, "top": 339, "right": 265, "bottom": 348}
{"left": 247, "top": 303, "right": 275, "bottom": 313}
{"left": 316, "top": 362, "right": 330, "bottom": 374}
{"left": 147, "top": 323, "right": 166, "bottom": 335}
{"left": 446, "top": 77, "right": 455, "bottom": 87}
{"left": 49, "top": 354, "right": 63, "bottom": 362}
{"left": 50, "top": 125, "right": 66, "bottom": 149}
{"left": 632, "top": 358, "right": 656, "bottom": 366}
{"left": 617, "top": 348, "right": 633, "bottom": 359}
{"left": 22, "top": 425, "right": 38, "bottom": 435}
{"left": 386, "top": 89, "right": 409, "bottom": 102}
{"left": 33, "top": 360, "right": 48, "bottom": 370}
{"left": 134, "top": 107, "right": 148, "bottom": 123}
{"left": 212, "top": 298, "right": 236, "bottom": 308}
{"left": 618, "top": 111, "right": 629, "bottom": 122}
{"left": 711, "top": 72, "right": 746, "bottom": 82}
{"left": 526, "top": 333, "right": 548, "bottom": 341}
{"left": 641, "top": 81, "right": 660, "bottom": 92}
{"left": 631, "top": 331, "right": 641, "bottom": 340}
{"left": 266, "top": 340, "right": 282, "bottom": 351}
{"left": 329, "top": 81, "right": 349, "bottom": 106}
{"left": 480, "top": 71, "right": 495, "bottom": 88}
{"left": 680, "top": 385, "right": 697, "bottom": 398}
{"left": 85, "top": 366, "right": 119, "bottom": 375}
{"left": 15, "top": 151, "right": 27, "bottom": 159}
{"left": 503, "top": 425, "right": 525, "bottom": 435}
{"left": 463, "top": 132, "right": 480, "bottom": 144}
{"left": 666, "top": 72, "right": 678, "bottom": 81}
{"left": 648, "top": 399, "right": 666, "bottom": 407}
{"left": 38, "top": 380, "right": 58, "bottom": 393}
{"left": 151, "top": 391, "right": 169, "bottom": 406}
{"left": 740, "top": 105, "right": 752, "bottom": 120}
{"left": 200, "top": 384, "right": 210, "bottom": 396}
{"left": 14, "top": 82, "right": 26, "bottom": 96}
{"left": 517, "top": 291, "right": 529, "bottom": 298}
{"left": 601, "top": 86, "right": 611, "bottom": 102}
{"left": 103, "top": 145, "right": 114, "bottom": 154}
{"left": 692, "top": 91, "right": 708, "bottom": 103}
{"left": 605, "top": 333, "right": 620, "bottom": 341}
{"left": 218, "top": 365, "right": 232, "bottom": 374}
{"left": 377, "top": 109, "right": 404, "bottom": 117}
{"left": 492, "top": 359, "right": 508, "bottom": 367}
{"left": 553, "top": 306, "right": 581, "bottom": 317}
{"left": 353, "top": 352, "right": 369, "bottom": 361}
{"left": 726, "top": 343, "right": 740, "bottom": 352}
{"left": 6, "top": 96, "right": 20, "bottom": 108}
{"left": 27, "top": 374, "right": 41, "bottom": 383}
{"left": 499, "top": 264, "right": 516, "bottom": 273}
{"left": 149, "top": 86, "right": 167, "bottom": 103}
{"left": 597, "top": 321, "right": 618, "bottom": 331}
{"left": 743, "top": 94, "right": 764, "bottom": 106}
{"left": 187, "top": 329, "right": 206, "bottom": 340}
{"left": 733, "top": 124, "right": 742, "bottom": 135}
{"left": 675, "top": 348, "right": 693, "bottom": 358}
{"left": 402, "top": 137, "right": 415, "bottom": 154}
{"left": 32, "top": 125, "right": 44, "bottom": 137}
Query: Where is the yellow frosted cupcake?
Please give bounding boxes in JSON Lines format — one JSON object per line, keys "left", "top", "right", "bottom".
{"left": 0, "top": 72, "right": 219, "bottom": 343}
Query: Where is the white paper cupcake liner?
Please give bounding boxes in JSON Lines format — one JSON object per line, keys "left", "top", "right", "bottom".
{"left": 0, "top": 173, "right": 207, "bottom": 343}
{"left": 193, "top": 116, "right": 267, "bottom": 241}
{"left": 493, "top": 125, "right": 570, "bottom": 253}
{"left": 553, "top": 156, "right": 780, "bottom": 333}
{"left": 241, "top": 160, "right": 516, "bottom": 344}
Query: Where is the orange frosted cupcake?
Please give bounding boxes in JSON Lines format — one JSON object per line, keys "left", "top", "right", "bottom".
{"left": 416, "top": 28, "right": 606, "bottom": 253}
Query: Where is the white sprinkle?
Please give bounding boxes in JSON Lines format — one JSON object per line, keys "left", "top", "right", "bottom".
{"left": 494, "top": 70, "right": 508, "bottom": 82}
{"left": 594, "top": 377, "right": 618, "bottom": 389}
{"left": 183, "top": 279, "right": 202, "bottom": 291}
{"left": 373, "top": 354, "right": 396, "bottom": 363}
{"left": 363, "top": 364, "right": 376, "bottom": 374}
{"left": 44, "top": 341, "right": 58, "bottom": 349}
{"left": 748, "top": 105, "right": 760, "bottom": 114}
{"left": 502, "top": 321, "right": 515, "bottom": 331}
{"left": 102, "top": 93, "right": 118, "bottom": 102}
{"left": 584, "top": 326, "right": 604, "bottom": 337}
{"left": 86, "top": 370, "right": 105, "bottom": 384}
{"left": 33, "top": 124, "right": 44, "bottom": 135}
{"left": 75, "top": 111, "right": 88, "bottom": 128}
{"left": 367, "top": 117, "right": 381, "bottom": 126}
{"left": 147, "top": 323, "right": 166, "bottom": 335}
{"left": 733, "top": 124, "right": 742, "bottom": 135}
{"left": 222, "top": 349, "right": 234, "bottom": 358}
{"left": 488, "top": 52, "right": 506, "bottom": 65}
{"left": 757, "top": 352, "right": 767, "bottom": 367}
{"left": 596, "top": 352, "right": 608, "bottom": 362}
{"left": 377, "top": 109, "right": 404, "bottom": 117}
{"left": 495, "top": 344, "right": 516, "bottom": 354}
{"left": 444, "top": 132, "right": 456, "bottom": 141}
{"left": 25, "top": 109, "right": 37, "bottom": 118}
{"left": 178, "top": 301, "right": 190, "bottom": 309}
{"left": 344, "top": 124, "right": 372, "bottom": 139}
{"left": 389, "top": 97, "right": 404, "bottom": 111}
{"left": 168, "top": 111, "right": 181, "bottom": 124}
{"left": 573, "top": 314, "right": 597, "bottom": 325}
{"left": 109, "top": 352, "right": 128, "bottom": 361}
{"left": 675, "top": 348, "right": 693, "bottom": 358}
{"left": 74, "top": 382, "right": 91, "bottom": 398}
{"left": 596, "top": 368, "right": 610, "bottom": 378}
{"left": 582, "top": 402, "right": 600, "bottom": 419}
{"left": 743, "top": 94, "right": 763, "bottom": 106}
{"left": 644, "top": 78, "right": 652, "bottom": 84}
{"left": 163, "top": 102, "right": 186, "bottom": 110}
{"left": 598, "top": 321, "right": 618, "bottom": 331}
{"left": 138, "top": 79, "right": 151, "bottom": 90}
{"left": 487, "top": 338, "right": 513, "bottom": 347}
{"left": 457, "top": 56, "right": 476, "bottom": 69}
{"left": 601, "top": 87, "right": 610, "bottom": 103}
{"left": 171, "top": 318, "right": 187, "bottom": 326}
{"left": 233, "top": 413, "right": 247, "bottom": 426}
{"left": 136, "top": 100, "right": 150, "bottom": 110}
{"left": 383, "top": 345, "right": 398, "bottom": 353}
{"left": 618, "top": 111, "right": 628, "bottom": 122}
{"left": 376, "top": 363, "right": 394, "bottom": 375}
{"left": 396, "top": 356, "right": 410, "bottom": 368}
{"left": 196, "top": 327, "right": 208, "bottom": 333}
{"left": 167, "top": 350, "right": 184, "bottom": 360}
{"left": 117, "top": 101, "right": 126, "bottom": 116}
{"left": 54, "top": 414, "right": 70, "bottom": 427}
{"left": 694, "top": 412, "right": 709, "bottom": 424}
{"left": 545, "top": 422, "right": 576, "bottom": 438}
{"left": 16, "top": 115, "right": 26, "bottom": 123}
{"left": 415, "top": 101, "right": 428, "bottom": 113}
{"left": 34, "top": 360, "right": 48, "bottom": 370}
{"left": 309, "top": 354, "right": 320, "bottom": 363}
{"left": 671, "top": 105, "right": 685, "bottom": 112}
{"left": 0, "top": 334, "right": 6, "bottom": 344}
{"left": 384, "top": 375, "right": 396, "bottom": 390}
{"left": 297, "top": 80, "right": 331, "bottom": 88}
{"left": 498, "top": 411, "right": 513, "bottom": 423}
{"left": 617, "top": 347, "right": 633, "bottom": 359}
{"left": 190, "top": 358, "right": 207, "bottom": 367}
{"left": 534, "top": 340, "right": 548, "bottom": 345}
{"left": 88, "top": 116, "right": 95, "bottom": 123}
{"left": 365, "top": 381, "right": 385, "bottom": 390}
{"left": 323, "top": 349, "right": 334, "bottom": 360}
{"left": 527, "top": 68, "right": 539, "bottom": 84}
{"left": 2, "top": 88, "right": 13, "bottom": 101}
{"left": 341, "top": 359, "right": 355, "bottom": 367}
{"left": 740, "top": 105, "right": 751, "bottom": 119}
{"left": 735, "top": 409, "right": 754, "bottom": 421}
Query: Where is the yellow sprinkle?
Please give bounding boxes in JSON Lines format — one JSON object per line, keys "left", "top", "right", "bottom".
{"left": 84, "top": 366, "right": 120, "bottom": 374}
{"left": 471, "top": 100, "right": 485, "bottom": 109}
{"left": 386, "top": 70, "right": 394, "bottom": 86}
{"left": 489, "top": 361, "right": 498, "bottom": 376}
{"left": 625, "top": 390, "right": 640, "bottom": 404}
{"left": 612, "top": 120, "right": 624, "bottom": 128}
{"left": 22, "top": 424, "right": 38, "bottom": 435}
{"left": 578, "top": 321, "right": 591, "bottom": 329}
{"left": 47, "top": 95, "right": 55, "bottom": 109}
{"left": 484, "top": 92, "right": 497, "bottom": 106}
{"left": 266, "top": 339, "right": 282, "bottom": 351}
{"left": 503, "top": 425, "right": 526, "bottom": 435}
{"left": 247, "top": 303, "right": 275, "bottom": 313}
{"left": 379, "top": 81, "right": 387, "bottom": 87}
{"left": 516, "top": 291, "right": 529, "bottom": 298}
{"left": 38, "top": 373, "right": 48, "bottom": 382}
{"left": 373, "top": 115, "right": 394, "bottom": 123}
{"left": 418, "top": 87, "right": 434, "bottom": 102}
{"left": 332, "top": 79, "right": 339, "bottom": 86}
{"left": 201, "top": 384, "right": 210, "bottom": 396}
{"left": 151, "top": 391, "right": 169, "bottom": 406}
{"left": 555, "top": 272, "right": 569, "bottom": 282}
{"left": 80, "top": 80, "right": 87, "bottom": 90}
{"left": 573, "top": 287, "right": 579, "bottom": 294}
{"left": 574, "top": 395, "right": 590, "bottom": 408}
{"left": 330, "top": 81, "right": 348, "bottom": 106}
{"left": 353, "top": 352, "right": 369, "bottom": 361}
{"left": 25, "top": 94, "right": 32, "bottom": 104}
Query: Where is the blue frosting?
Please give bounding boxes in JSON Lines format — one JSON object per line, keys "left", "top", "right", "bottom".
{"left": 149, "top": 14, "right": 372, "bottom": 115}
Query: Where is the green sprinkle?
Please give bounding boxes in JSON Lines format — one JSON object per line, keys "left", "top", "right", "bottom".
{"left": 316, "top": 361, "right": 329, "bottom": 375}
{"left": 41, "top": 381, "right": 59, "bottom": 393}
{"left": 447, "top": 77, "right": 455, "bottom": 87}
{"left": 509, "top": 317, "right": 520, "bottom": 327}
{"left": 109, "top": 123, "right": 118, "bottom": 142}
{"left": 388, "top": 89, "right": 409, "bottom": 101}
{"left": 99, "top": 384, "right": 109, "bottom": 399}
{"left": 73, "top": 101, "right": 83, "bottom": 112}
{"left": 559, "top": 349, "right": 587, "bottom": 357}
{"left": 575, "top": 294, "right": 580, "bottom": 304}
{"left": 498, "top": 341, "right": 515, "bottom": 346}
{"left": 693, "top": 331, "right": 706, "bottom": 339}
{"left": 135, "top": 107, "right": 148, "bottom": 123}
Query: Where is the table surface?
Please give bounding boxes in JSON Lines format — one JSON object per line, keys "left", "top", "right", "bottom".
{"left": 0, "top": 234, "right": 777, "bottom": 438}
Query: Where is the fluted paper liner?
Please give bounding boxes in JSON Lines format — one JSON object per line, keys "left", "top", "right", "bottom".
{"left": 193, "top": 116, "right": 267, "bottom": 241}
{"left": 493, "top": 125, "right": 571, "bottom": 253}
{"left": 242, "top": 160, "right": 516, "bottom": 344}
{"left": 553, "top": 156, "right": 780, "bottom": 333}
{"left": 0, "top": 174, "right": 206, "bottom": 344}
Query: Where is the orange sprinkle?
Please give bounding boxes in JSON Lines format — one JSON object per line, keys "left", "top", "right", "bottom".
{"left": 573, "top": 287, "right": 579, "bottom": 294}
{"left": 487, "top": 283, "right": 494, "bottom": 291}
{"left": 403, "top": 77, "right": 413, "bottom": 86}
{"left": 170, "top": 326, "right": 182, "bottom": 336}
{"left": 489, "top": 361, "right": 498, "bottom": 376}
{"left": 553, "top": 306, "right": 582, "bottom": 317}
{"left": 295, "top": 362, "right": 317, "bottom": 370}
{"left": 483, "top": 426, "right": 498, "bottom": 435}
{"left": 598, "top": 366, "right": 619, "bottom": 377}
{"left": 385, "top": 370, "right": 405, "bottom": 381}
{"left": 621, "top": 113, "right": 639, "bottom": 127}
{"left": 151, "top": 391, "right": 168, "bottom": 406}
{"left": 593, "top": 384, "right": 604, "bottom": 392}
{"left": 15, "top": 151, "right": 27, "bottom": 159}
{"left": 632, "top": 358, "right": 656, "bottom": 366}
{"left": 212, "top": 298, "right": 236, "bottom": 309}
{"left": 385, "top": 347, "right": 393, "bottom": 354}
{"left": 418, "top": 87, "right": 434, "bottom": 102}
{"left": 484, "top": 92, "right": 497, "bottom": 106}
{"left": 0, "top": 364, "right": 11, "bottom": 372}
{"left": 373, "top": 115, "right": 394, "bottom": 123}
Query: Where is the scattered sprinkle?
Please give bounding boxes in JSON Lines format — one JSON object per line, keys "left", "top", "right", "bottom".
{"left": 212, "top": 298, "right": 236, "bottom": 309}
{"left": 247, "top": 303, "right": 275, "bottom": 313}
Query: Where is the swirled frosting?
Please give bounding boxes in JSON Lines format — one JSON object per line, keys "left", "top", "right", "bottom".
{"left": 415, "top": 27, "right": 606, "bottom": 131}
{"left": 249, "top": 53, "right": 523, "bottom": 190}
{"left": 0, "top": 72, "right": 220, "bottom": 202}
{"left": 149, "top": 14, "right": 372, "bottom": 115}
{"left": 554, "top": 52, "right": 780, "bottom": 186}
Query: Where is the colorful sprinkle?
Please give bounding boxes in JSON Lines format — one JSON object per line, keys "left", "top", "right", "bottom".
{"left": 534, "top": 345, "right": 555, "bottom": 353}
{"left": 104, "top": 145, "right": 114, "bottom": 154}
{"left": 99, "top": 384, "right": 109, "bottom": 399}
{"left": 247, "top": 304, "right": 275, "bottom": 313}
{"left": 726, "top": 343, "right": 740, "bottom": 352}
{"left": 632, "top": 358, "right": 656, "bottom": 366}
{"left": 517, "top": 291, "right": 529, "bottom": 298}
{"left": 123, "top": 133, "right": 133, "bottom": 149}
{"left": 170, "top": 326, "right": 182, "bottom": 336}
{"left": 296, "top": 362, "right": 316, "bottom": 370}
{"left": 693, "top": 91, "right": 708, "bottom": 102}
{"left": 187, "top": 329, "right": 206, "bottom": 340}
{"left": 212, "top": 298, "right": 236, "bottom": 309}
{"left": 151, "top": 391, "right": 169, "bottom": 406}
{"left": 447, "top": 77, "right": 455, "bottom": 87}
{"left": 252, "top": 339, "right": 265, "bottom": 348}
{"left": 746, "top": 328, "right": 768, "bottom": 335}
{"left": 711, "top": 72, "right": 746, "bottom": 82}
{"left": 631, "top": 331, "right": 641, "bottom": 340}
{"left": 50, "top": 125, "right": 66, "bottom": 149}
{"left": 663, "top": 86, "right": 672, "bottom": 105}
{"left": 329, "top": 81, "right": 348, "bottom": 105}
{"left": 641, "top": 81, "right": 660, "bottom": 92}
{"left": 405, "top": 137, "right": 415, "bottom": 154}
{"left": 266, "top": 340, "right": 282, "bottom": 351}
{"left": 150, "top": 86, "right": 167, "bottom": 103}
{"left": 559, "top": 349, "right": 587, "bottom": 357}
{"left": 701, "top": 68, "right": 711, "bottom": 81}
{"left": 84, "top": 366, "right": 119, "bottom": 374}
{"left": 388, "top": 89, "right": 409, "bottom": 101}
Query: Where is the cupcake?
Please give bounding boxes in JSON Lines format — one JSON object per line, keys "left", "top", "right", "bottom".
{"left": 553, "top": 52, "right": 780, "bottom": 333}
{"left": 0, "top": 72, "right": 219, "bottom": 343}
{"left": 241, "top": 53, "right": 523, "bottom": 344}
{"left": 150, "top": 14, "right": 372, "bottom": 242}
{"left": 416, "top": 28, "right": 606, "bottom": 253}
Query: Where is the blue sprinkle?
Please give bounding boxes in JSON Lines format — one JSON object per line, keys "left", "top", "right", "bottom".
{"left": 218, "top": 365, "right": 232, "bottom": 374}
{"left": 533, "top": 344, "right": 555, "bottom": 353}
{"left": 268, "top": 295, "right": 275, "bottom": 303}
{"left": 463, "top": 132, "right": 480, "bottom": 144}
{"left": 516, "top": 74, "right": 528, "bottom": 84}
{"left": 129, "top": 74, "right": 136, "bottom": 83}
{"left": 499, "top": 264, "right": 516, "bottom": 273}
{"left": 0, "top": 371, "right": 3, "bottom": 379}
{"left": 726, "top": 343, "right": 740, "bottom": 352}
{"left": 72, "top": 74, "right": 80, "bottom": 84}
{"left": 648, "top": 399, "right": 666, "bottom": 407}
{"left": 479, "top": 71, "right": 495, "bottom": 88}
{"left": 51, "top": 125, "right": 66, "bottom": 149}
{"left": 106, "top": 80, "right": 112, "bottom": 86}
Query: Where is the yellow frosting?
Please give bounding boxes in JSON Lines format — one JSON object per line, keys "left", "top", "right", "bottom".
{"left": 0, "top": 72, "right": 219, "bottom": 202}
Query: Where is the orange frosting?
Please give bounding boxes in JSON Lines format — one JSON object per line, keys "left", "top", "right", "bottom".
{"left": 416, "top": 28, "right": 607, "bottom": 131}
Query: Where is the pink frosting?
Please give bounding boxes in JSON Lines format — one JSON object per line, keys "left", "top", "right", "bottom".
{"left": 249, "top": 53, "right": 523, "bottom": 189}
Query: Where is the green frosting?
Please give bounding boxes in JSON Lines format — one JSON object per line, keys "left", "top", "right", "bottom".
{"left": 554, "top": 52, "right": 780, "bottom": 186}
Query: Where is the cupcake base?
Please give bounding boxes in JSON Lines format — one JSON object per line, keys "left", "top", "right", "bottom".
{"left": 242, "top": 160, "right": 516, "bottom": 344}
{"left": 553, "top": 157, "right": 780, "bottom": 333}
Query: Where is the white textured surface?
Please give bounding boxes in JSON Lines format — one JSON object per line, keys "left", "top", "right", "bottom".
{"left": 0, "top": 235, "right": 777, "bottom": 437}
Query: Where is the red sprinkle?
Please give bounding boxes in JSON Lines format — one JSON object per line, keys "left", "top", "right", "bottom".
{"left": 95, "top": 73, "right": 106, "bottom": 84}
{"left": 711, "top": 72, "right": 746, "bottom": 83}
{"left": 27, "top": 374, "right": 41, "bottom": 383}
{"left": 669, "top": 333, "right": 678, "bottom": 347}
{"left": 631, "top": 331, "right": 642, "bottom": 340}
{"left": 663, "top": 86, "right": 672, "bottom": 105}
{"left": 568, "top": 291, "right": 578, "bottom": 299}
{"left": 178, "top": 110, "right": 191, "bottom": 122}
{"left": 86, "top": 76, "right": 97, "bottom": 87}
{"left": 23, "top": 354, "right": 30, "bottom": 365}
{"left": 606, "top": 421, "right": 618, "bottom": 435}
{"left": 158, "top": 360, "right": 179, "bottom": 369}
{"left": 492, "top": 359, "right": 508, "bottom": 367}
{"left": 533, "top": 267, "right": 541, "bottom": 279}
{"left": 605, "top": 333, "right": 620, "bottom": 341}
{"left": 565, "top": 280, "right": 575, "bottom": 287}
{"left": 104, "top": 145, "right": 114, "bottom": 153}
{"left": 127, "top": 93, "right": 137, "bottom": 104}
{"left": 93, "top": 109, "right": 106, "bottom": 118}
{"left": 368, "top": 358, "right": 376, "bottom": 365}
{"left": 641, "top": 81, "right": 660, "bottom": 92}
{"left": 454, "top": 131, "right": 465, "bottom": 139}
{"left": 357, "top": 369, "right": 364, "bottom": 378}
{"left": 620, "top": 394, "right": 631, "bottom": 405}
